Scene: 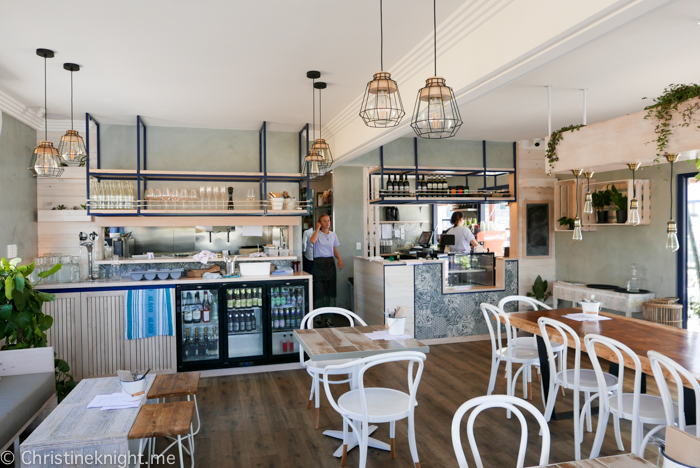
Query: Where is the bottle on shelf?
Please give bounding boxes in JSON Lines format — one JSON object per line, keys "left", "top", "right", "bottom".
{"left": 232, "top": 312, "right": 240, "bottom": 332}
{"left": 183, "top": 328, "right": 192, "bottom": 360}
{"left": 192, "top": 292, "right": 202, "bottom": 323}
{"left": 251, "top": 309, "right": 257, "bottom": 330}
{"left": 183, "top": 292, "right": 193, "bottom": 324}
{"left": 211, "top": 293, "right": 218, "bottom": 321}
{"left": 193, "top": 328, "right": 201, "bottom": 358}
{"left": 257, "top": 288, "right": 263, "bottom": 307}
{"left": 246, "top": 288, "right": 253, "bottom": 308}
{"left": 227, "top": 186, "right": 234, "bottom": 210}
{"left": 282, "top": 334, "right": 288, "bottom": 352}
{"left": 227, "top": 290, "right": 234, "bottom": 309}
{"left": 289, "top": 334, "right": 294, "bottom": 352}
{"left": 209, "top": 328, "right": 218, "bottom": 355}
{"left": 404, "top": 174, "right": 410, "bottom": 196}
{"left": 202, "top": 292, "right": 211, "bottom": 323}
{"left": 203, "top": 327, "right": 210, "bottom": 356}
{"left": 272, "top": 308, "right": 279, "bottom": 330}
{"left": 227, "top": 311, "right": 233, "bottom": 332}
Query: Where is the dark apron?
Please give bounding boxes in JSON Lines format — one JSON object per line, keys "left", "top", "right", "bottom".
{"left": 312, "top": 257, "right": 337, "bottom": 301}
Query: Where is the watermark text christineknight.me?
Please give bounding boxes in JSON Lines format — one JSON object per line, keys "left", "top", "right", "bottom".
{"left": 11, "top": 450, "right": 178, "bottom": 467}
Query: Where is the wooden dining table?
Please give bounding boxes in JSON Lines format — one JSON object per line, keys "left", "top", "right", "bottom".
{"left": 537, "top": 453, "right": 654, "bottom": 467}
{"left": 294, "top": 325, "right": 430, "bottom": 459}
{"left": 502, "top": 308, "right": 699, "bottom": 424}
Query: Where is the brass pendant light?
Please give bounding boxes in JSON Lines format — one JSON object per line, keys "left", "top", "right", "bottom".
{"left": 628, "top": 162, "right": 641, "bottom": 226}
{"left": 29, "top": 49, "right": 64, "bottom": 178}
{"left": 312, "top": 81, "right": 333, "bottom": 174}
{"left": 302, "top": 71, "right": 323, "bottom": 179}
{"left": 665, "top": 153, "right": 679, "bottom": 252}
{"left": 359, "top": 0, "right": 405, "bottom": 127}
{"left": 58, "top": 63, "right": 87, "bottom": 165}
{"left": 572, "top": 169, "right": 583, "bottom": 241}
{"left": 410, "top": 0, "right": 462, "bottom": 139}
{"left": 583, "top": 171, "right": 594, "bottom": 214}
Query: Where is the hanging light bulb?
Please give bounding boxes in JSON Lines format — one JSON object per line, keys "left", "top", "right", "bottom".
{"left": 583, "top": 171, "right": 594, "bottom": 214}
{"left": 359, "top": 0, "right": 404, "bottom": 127}
{"left": 303, "top": 71, "right": 324, "bottom": 180}
{"left": 627, "top": 162, "right": 641, "bottom": 226}
{"left": 410, "top": 0, "right": 462, "bottom": 139}
{"left": 29, "top": 49, "right": 64, "bottom": 178}
{"left": 665, "top": 154, "right": 679, "bottom": 252}
{"left": 572, "top": 169, "right": 583, "bottom": 242}
{"left": 58, "top": 63, "right": 87, "bottom": 165}
{"left": 312, "top": 81, "right": 333, "bottom": 174}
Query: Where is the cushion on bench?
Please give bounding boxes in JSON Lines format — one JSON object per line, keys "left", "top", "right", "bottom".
{"left": 0, "top": 373, "right": 55, "bottom": 450}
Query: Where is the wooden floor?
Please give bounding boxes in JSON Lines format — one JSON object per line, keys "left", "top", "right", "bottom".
{"left": 148, "top": 341, "right": 664, "bottom": 467}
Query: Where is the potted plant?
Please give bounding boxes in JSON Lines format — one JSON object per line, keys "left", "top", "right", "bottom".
{"left": 557, "top": 216, "right": 575, "bottom": 230}
{"left": 526, "top": 275, "right": 551, "bottom": 303}
{"left": 591, "top": 190, "right": 610, "bottom": 224}
{"left": 0, "top": 258, "right": 76, "bottom": 401}
{"left": 608, "top": 184, "right": 628, "bottom": 224}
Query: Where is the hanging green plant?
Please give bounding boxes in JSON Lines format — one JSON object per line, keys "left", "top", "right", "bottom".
{"left": 643, "top": 83, "right": 700, "bottom": 161}
{"left": 544, "top": 124, "right": 585, "bottom": 175}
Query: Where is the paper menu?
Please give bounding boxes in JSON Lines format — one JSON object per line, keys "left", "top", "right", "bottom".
{"left": 562, "top": 313, "right": 612, "bottom": 322}
{"left": 87, "top": 392, "right": 142, "bottom": 411}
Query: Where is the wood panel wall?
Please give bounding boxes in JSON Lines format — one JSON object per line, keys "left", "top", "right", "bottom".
{"left": 43, "top": 292, "right": 83, "bottom": 379}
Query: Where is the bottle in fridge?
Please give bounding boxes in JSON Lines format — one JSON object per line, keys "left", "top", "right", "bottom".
{"left": 226, "top": 286, "right": 264, "bottom": 361}
{"left": 178, "top": 286, "right": 220, "bottom": 365}
{"left": 270, "top": 283, "right": 307, "bottom": 356}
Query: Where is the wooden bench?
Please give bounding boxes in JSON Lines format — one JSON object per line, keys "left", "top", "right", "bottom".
{"left": 148, "top": 372, "right": 201, "bottom": 436}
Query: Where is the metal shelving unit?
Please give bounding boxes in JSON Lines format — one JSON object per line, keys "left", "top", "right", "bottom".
{"left": 85, "top": 117, "right": 311, "bottom": 217}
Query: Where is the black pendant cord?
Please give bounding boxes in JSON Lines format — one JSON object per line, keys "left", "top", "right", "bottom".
{"left": 312, "top": 78, "right": 316, "bottom": 141}
{"left": 632, "top": 169, "right": 636, "bottom": 199}
{"left": 670, "top": 161, "right": 674, "bottom": 220}
{"left": 433, "top": 0, "right": 437, "bottom": 76}
{"left": 70, "top": 70, "right": 74, "bottom": 130}
{"left": 575, "top": 176, "right": 579, "bottom": 218}
{"left": 319, "top": 87, "right": 322, "bottom": 140}
{"left": 43, "top": 56, "right": 48, "bottom": 140}
{"left": 587, "top": 177, "right": 590, "bottom": 194}
{"left": 380, "top": 0, "right": 383, "bottom": 71}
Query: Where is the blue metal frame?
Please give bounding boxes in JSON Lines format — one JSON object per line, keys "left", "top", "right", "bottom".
{"left": 85, "top": 113, "right": 101, "bottom": 216}
{"left": 136, "top": 116, "right": 147, "bottom": 214}
{"left": 678, "top": 172, "right": 692, "bottom": 329}
{"left": 298, "top": 123, "right": 311, "bottom": 216}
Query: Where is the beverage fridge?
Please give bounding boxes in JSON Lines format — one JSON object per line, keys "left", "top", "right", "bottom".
{"left": 175, "top": 279, "right": 310, "bottom": 371}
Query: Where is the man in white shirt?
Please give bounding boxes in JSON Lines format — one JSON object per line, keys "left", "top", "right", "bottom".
{"left": 302, "top": 226, "right": 315, "bottom": 274}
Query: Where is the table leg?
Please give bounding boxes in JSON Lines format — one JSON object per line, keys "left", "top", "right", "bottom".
{"left": 608, "top": 362, "right": 646, "bottom": 393}
{"left": 684, "top": 387, "right": 697, "bottom": 426}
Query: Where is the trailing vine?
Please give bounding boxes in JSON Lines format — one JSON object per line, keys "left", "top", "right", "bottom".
{"left": 544, "top": 124, "right": 585, "bottom": 175}
{"left": 643, "top": 83, "right": 700, "bottom": 161}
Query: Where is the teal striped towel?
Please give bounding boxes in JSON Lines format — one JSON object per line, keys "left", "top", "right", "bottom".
{"left": 125, "top": 288, "right": 174, "bottom": 339}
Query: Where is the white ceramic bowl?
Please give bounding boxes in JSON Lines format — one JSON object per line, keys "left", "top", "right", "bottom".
{"left": 270, "top": 199, "right": 284, "bottom": 210}
{"left": 278, "top": 248, "right": 289, "bottom": 256}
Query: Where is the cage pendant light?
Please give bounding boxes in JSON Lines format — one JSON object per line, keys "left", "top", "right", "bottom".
{"left": 665, "top": 154, "right": 679, "bottom": 251}
{"left": 58, "top": 63, "right": 87, "bottom": 165}
{"left": 29, "top": 49, "right": 64, "bottom": 178}
{"left": 627, "top": 163, "right": 641, "bottom": 226}
{"left": 359, "top": 0, "right": 405, "bottom": 127}
{"left": 312, "top": 81, "right": 333, "bottom": 174}
{"left": 572, "top": 169, "right": 583, "bottom": 241}
{"left": 303, "top": 71, "right": 323, "bottom": 179}
{"left": 410, "top": 0, "right": 462, "bottom": 139}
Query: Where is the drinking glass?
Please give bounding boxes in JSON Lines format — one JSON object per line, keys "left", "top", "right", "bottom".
{"left": 71, "top": 256, "right": 81, "bottom": 282}
{"left": 180, "top": 188, "right": 188, "bottom": 210}
{"left": 247, "top": 189, "right": 255, "bottom": 209}
{"left": 199, "top": 186, "right": 206, "bottom": 209}
{"left": 220, "top": 186, "right": 227, "bottom": 209}
{"left": 189, "top": 190, "right": 198, "bottom": 209}
{"left": 60, "top": 255, "right": 73, "bottom": 283}
{"left": 163, "top": 188, "right": 172, "bottom": 210}
{"left": 145, "top": 188, "right": 154, "bottom": 210}
{"left": 102, "top": 181, "right": 112, "bottom": 209}
{"left": 213, "top": 186, "right": 220, "bottom": 210}
{"left": 154, "top": 188, "right": 162, "bottom": 209}
{"left": 206, "top": 186, "right": 212, "bottom": 209}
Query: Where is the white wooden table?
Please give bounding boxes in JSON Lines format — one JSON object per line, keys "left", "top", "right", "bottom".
{"left": 20, "top": 376, "right": 154, "bottom": 468}
{"left": 552, "top": 281, "right": 655, "bottom": 317}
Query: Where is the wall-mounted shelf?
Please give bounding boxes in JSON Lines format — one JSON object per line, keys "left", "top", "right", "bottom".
{"left": 83, "top": 117, "right": 312, "bottom": 218}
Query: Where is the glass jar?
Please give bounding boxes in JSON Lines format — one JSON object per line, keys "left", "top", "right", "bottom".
{"left": 71, "top": 256, "right": 81, "bottom": 283}
{"left": 60, "top": 255, "right": 72, "bottom": 283}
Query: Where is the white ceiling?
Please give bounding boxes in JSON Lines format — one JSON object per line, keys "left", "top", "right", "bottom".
{"left": 0, "top": 0, "right": 698, "bottom": 149}
{"left": 0, "top": 0, "right": 464, "bottom": 132}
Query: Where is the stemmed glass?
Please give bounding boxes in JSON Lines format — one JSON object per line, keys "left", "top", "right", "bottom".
{"left": 154, "top": 188, "right": 162, "bottom": 210}
{"left": 220, "top": 185, "right": 227, "bottom": 209}
{"left": 247, "top": 189, "right": 256, "bottom": 209}
{"left": 206, "top": 186, "right": 212, "bottom": 210}
{"left": 162, "top": 188, "right": 171, "bottom": 210}
{"left": 199, "top": 186, "right": 206, "bottom": 209}
{"left": 213, "top": 186, "right": 220, "bottom": 211}
{"left": 189, "top": 190, "right": 198, "bottom": 210}
{"left": 145, "top": 188, "right": 154, "bottom": 210}
{"left": 179, "top": 188, "right": 188, "bottom": 210}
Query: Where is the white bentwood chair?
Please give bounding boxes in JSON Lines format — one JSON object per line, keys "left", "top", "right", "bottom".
{"left": 482, "top": 303, "right": 544, "bottom": 402}
{"left": 538, "top": 317, "right": 619, "bottom": 460}
{"left": 300, "top": 307, "right": 367, "bottom": 429}
{"left": 322, "top": 351, "right": 426, "bottom": 468}
{"left": 585, "top": 334, "right": 673, "bottom": 457}
{"left": 639, "top": 350, "right": 700, "bottom": 455}
{"left": 451, "top": 394, "right": 551, "bottom": 468}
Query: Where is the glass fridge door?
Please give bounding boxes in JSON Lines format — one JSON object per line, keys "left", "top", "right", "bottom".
{"left": 269, "top": 283, "right": 306, "bottom": 356}
{"left": 225, "top": 286, "right": 264, "bottom": 360}
{"left": 180, "top": 288, "right": 221, "bottom": 363}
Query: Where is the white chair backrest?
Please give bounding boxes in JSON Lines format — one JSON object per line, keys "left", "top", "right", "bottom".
{"left": 538, "top": 317, "right": 580, "bottom": 387}
{"left": 481, "top": 303, "right": 514, "bottom": 356}
{"left": 451, "top": 394, "right": 550, "bottom": 468}
{"left": 322, "top": 351, "right": 426, "bottom": 422}
{"left": 299, "top": 307, "right": 367, "bottom": 365}
{"left": 585, "top": 334, "right": 643, "bottom": 442}
{"left": 498, "top": 295, "right": 551, "bottom": 312}
{"left": 648, "top": 350, "right": 700, "bottom": 436}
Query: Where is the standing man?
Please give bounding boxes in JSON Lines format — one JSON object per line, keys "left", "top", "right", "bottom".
{"left": 302, "top": 225, "right": 315, "bottom": 274}
{"left": 310, "top": 214, "right": 343, "bottom": 311}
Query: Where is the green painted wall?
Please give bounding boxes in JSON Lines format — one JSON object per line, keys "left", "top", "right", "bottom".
{"left": 0, "top": 113, "right": 38, "bottom": 260}
{"left": 555, "top": 162, "right": 695, "bottom": 298}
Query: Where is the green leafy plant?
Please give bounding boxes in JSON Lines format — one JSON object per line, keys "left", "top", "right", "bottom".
{"left": 643, "top": 84, "right": 700, "bottom": 160}
{"left": 591, "top": 190, "right": 611, "bottom": 212}
{"left": 544, "top": 124, "right": 586, "bottom": 175}
{"left": 607, "top": 184, "right": 628, "bottom": 211}
{"left": 52, "top": 205, "right": 67, "bottom": 211}
{"left": 0, "top": 258, "right": 76, "bottom": 402}
{"left": 557, "top": 216, "right": 575, "bottom": 227}
{"left": 526, "top": 275, "right": 551, "bottom": 303}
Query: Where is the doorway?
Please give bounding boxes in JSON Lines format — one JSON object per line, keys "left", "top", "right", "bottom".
{"left": 680, "top": 173, "right": 700, "bottom": 331}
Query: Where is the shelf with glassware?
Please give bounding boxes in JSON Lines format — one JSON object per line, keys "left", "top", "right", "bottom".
{"left": 554, "top": 178, "right": 650, "bottom": 231}
{"left": 84, "top": 116, "right": 311, "bottom": 217}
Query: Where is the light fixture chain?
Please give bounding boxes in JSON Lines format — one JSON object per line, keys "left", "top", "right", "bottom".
{"left": 670, "top": 160, "right": 674, "bottom": 220}
{"left": 380, "top": 0, "right": 383, "bottom": 71}
{"left": 319, "top": 86, "right": 322, "bottom": 140}
{"left": 433, "top": 0, "right": 437, "bottom": 76}
{"left": 70, "top": 70, "right": 74, "bottom": 130}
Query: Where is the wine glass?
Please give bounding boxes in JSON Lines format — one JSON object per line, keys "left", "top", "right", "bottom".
{"left": 145, "top": 188, "right": 154, "bottom": 210}
{"left": 246, "top": 189, "right": 255, "bottom": 209}
{"left": 199, "top": 186, "right": 206, "bottom": 209}
{"left": 189, "top": 190, "right": 197, "bottom": 210}
{"left": 154, "top": 188, "right": 162, "bottom": 210}
{"left": 213, "top": 186, "right": 220, "bottom": 211}
{"left": 220, "top": 185, "right": 227, "bottom": 209}
{"left": 206, "top": 186, "right": 212, "bottom": 209}
{"left": 162, "top": 188, "right": 171, "bottom": 210}
{"left": 180, "top": 188, "right": 188, "bottom": 210}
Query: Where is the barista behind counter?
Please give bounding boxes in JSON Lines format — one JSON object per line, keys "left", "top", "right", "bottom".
{"left": 440, "top": 212, "right": 482, "bottom": 254}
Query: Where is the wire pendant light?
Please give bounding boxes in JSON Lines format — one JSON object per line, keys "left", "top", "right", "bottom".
{"left": 58, "top": 63, "right": 87, "bottom": 165}
{"left": 410, "top": 0, "right": 462, "bottom": 139}
{"left": 29, "top": 49, "right": 64, "bottom": 178}
{"left": 359, "top": 0, "right": 404, "bottom": 127}
{"left": 665, "top": 153, "right": 679, "bottom": 251}
{"left": 312, "top": 81, "right": 333, "bottom": 174}
{"left": 627, "top": 162, "right": 641, "bottom": 226}
{"left": 303, "top": 71, "right": 323, "bottom": 179}
{"left": 572, "top": 169, "right": 583, "bottom": 241}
